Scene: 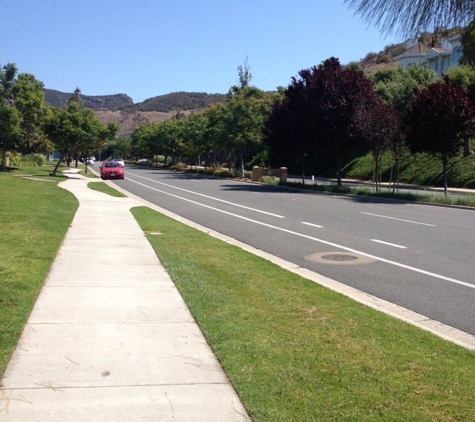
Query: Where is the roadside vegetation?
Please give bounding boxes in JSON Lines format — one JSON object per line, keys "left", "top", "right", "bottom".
{"left": 87, "top": 181, "right": 127, "bottom": 197}
{"left": 341, "top": 150, "right": 475, "bottom": 188}
{"left": 132, "top": 206, "right": 475, "bottom": 421}
{"left": 143, "top": 153, "right": 475, "bottom": 208}
{"left": 0, "top": 166, "right": 77, "bottom": 373}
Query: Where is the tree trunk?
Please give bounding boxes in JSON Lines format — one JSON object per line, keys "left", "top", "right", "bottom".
{"left": 442, "top": 155, "right": 448, "bottom": 197}
{"left": 463, "top": 138, "right": 472, "bottom": 157}
{"left": 239, "top": 147, "right": 245, "bottom": 178}
{"left": 51, "top": 153, "right": 66, "bottom": 176}
{"left": 1, "top": 148, "right": 7, "bottom": 171}
{"left": 388, "top": 164, "right": 394, "bottom": 192}
{"left": 336, "top": 157, "right": 342, "bottom": 187}
{"left": 395, "top": 157, "right": 401, "bottom": 193}
{"left": 374, "top": 156, "right": 379, "bottom": 192}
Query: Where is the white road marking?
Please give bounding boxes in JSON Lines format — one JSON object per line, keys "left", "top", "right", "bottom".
{"left": 302, "top": 222, "right": 323, "bottom": 228}
{"left": 361, "top": 212, "right": 435, "bottom": 226}
{"left": 371, "top": 239, "right": 407, "bottom": 249}
{"left": 126, "top": 176, "right": 474, "bottom": 290}
{"left": 129, "top": 172, "right": 284, "bottom": 218}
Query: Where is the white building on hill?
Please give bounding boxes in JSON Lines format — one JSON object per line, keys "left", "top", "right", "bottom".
{"left": 394, "top": 33, "right": 462, "bottom": 74}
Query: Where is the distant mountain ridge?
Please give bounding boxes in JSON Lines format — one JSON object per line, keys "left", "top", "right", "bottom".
{"left": 120, "top": 92, "right": 227, "bottom": 112}
{"left": 44, "top": 89, "right": 226, "bottom": 112}
{"left": 43, "top": 90, "right": 228, "bottom": 135}
{"left": 44, "top": 89, "right": 134, "bottom": 110}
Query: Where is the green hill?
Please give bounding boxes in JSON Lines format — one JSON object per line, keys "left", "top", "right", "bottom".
{"left": 44, "top": 89, "right": 226, "bottom": 113}
{"left": 43, "top": 89, "right": 133, "bottom": 110}
{"left": 119, "top": 92, "right": 226, "bottom": 112}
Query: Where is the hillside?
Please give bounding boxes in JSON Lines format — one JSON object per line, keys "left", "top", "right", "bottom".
{"left": 44, "top": 89, "right": 133, "bottom": 110}
{"left": 119, "top": 92, "right": 227, "bottom": 113}
{"left": 99, "top": 92, "right": 226, "bottom": 134}
{"left": 357, "top": 42, "right": 405, "bottom": 75}
{"left": 43, "top": 90, "right": 227, "bottom": 135}
{"left": 94, "top": 109, "right": 178, "bottom": 135}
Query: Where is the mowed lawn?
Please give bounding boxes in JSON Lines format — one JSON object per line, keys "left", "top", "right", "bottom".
{"left": 0, "top": 167, "right": 78, "bottom": 373}
{"left": 132, "top": 206, "right": 475, "bottom": 422}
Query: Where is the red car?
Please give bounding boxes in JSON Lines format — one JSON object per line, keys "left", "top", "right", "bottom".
{"left": 100, "top": 162, "right": 125, "bottom": 179}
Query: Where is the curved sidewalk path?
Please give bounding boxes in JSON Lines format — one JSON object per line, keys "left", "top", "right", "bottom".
{"left": 0, "top": 170, "right": 250, "bottom": 421}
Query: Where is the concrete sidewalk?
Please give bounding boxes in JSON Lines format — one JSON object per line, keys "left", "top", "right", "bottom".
{"left": 0, "top": 170, "right": 250, "bottom": 421}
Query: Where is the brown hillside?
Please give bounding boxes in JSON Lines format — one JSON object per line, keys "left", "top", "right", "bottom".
{"left": 95, "top": 110, "right": 178, "bottom": 135}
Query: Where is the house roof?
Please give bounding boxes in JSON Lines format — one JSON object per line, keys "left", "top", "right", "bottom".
{"left": 394, "top": 43, "right": 430, "bottom": 60}
{"left": 425, "top": 47, "right": 451, "bottom": 60}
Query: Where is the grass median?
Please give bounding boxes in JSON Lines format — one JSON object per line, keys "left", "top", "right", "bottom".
{"left": 87, "top": 181, "right": 127, "bottom": 197}
{"left": 0, "top": 166, "right": 78, "bottom": 374}
{"left": 132, "top": 206, "right": 475, "bottom": 422}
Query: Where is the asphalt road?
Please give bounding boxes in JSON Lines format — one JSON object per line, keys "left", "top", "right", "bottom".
{"left": 107, "top": 166, "right": 475, "bottom": 336}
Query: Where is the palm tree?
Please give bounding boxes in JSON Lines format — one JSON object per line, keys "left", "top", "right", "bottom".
{"left": 345, "top": 0, "right": 475, "bottom": 37}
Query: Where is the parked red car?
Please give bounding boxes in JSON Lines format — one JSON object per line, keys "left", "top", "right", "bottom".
{"left": 100, "top": 162, "right": 125, "bottom": 179}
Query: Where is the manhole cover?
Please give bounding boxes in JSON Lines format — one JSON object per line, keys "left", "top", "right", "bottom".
{"left": 306, "top": 251, "right": 376, "bottom": 265}
{"left": 322, "top": 254, "right": 358, "bottom": 262}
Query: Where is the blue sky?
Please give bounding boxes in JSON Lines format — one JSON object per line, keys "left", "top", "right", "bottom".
{"left": 2, "top": 0, "right": 399, "bottom": 103}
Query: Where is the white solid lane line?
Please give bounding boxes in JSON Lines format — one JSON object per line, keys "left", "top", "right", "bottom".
{"left": 371, "top": 239, "right": 407, "bottom": 249}
{"left": 361, "top": 212, "right": 435, "bottom": 226}
{"left": 128, "top": 172, "right": 284, "bottom": 218}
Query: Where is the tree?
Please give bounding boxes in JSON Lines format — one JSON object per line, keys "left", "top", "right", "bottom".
{"left": 138, "top": 117, "right": 186, "bottom": 167}
{"left": 44, "top": 91, "right": 115, "bottom": 176}
{"left": 236, "top": 59, "right": 252, "bottom": 89}
{"left": 221, "top": 85, "right": 273, "bottom": 177}
{"left": 13, "top": 73, "right": 52, "bottom": 155}
{"left": 286, "top": 57, "right": 380, "bottom": 186}
{"left": 202, "top": 103, "right": 228, "bottom": 167}
{"left": 0, "top": 63, "right": 50, "bottom": 170}
{"left": 447, "top": 65, "right": 475, "bottom": 156}
{"left": 460, "top": 20, "right": 475, "bottom": 66}
{"left": 0, "top": 103, "right": 21, "bottom": 170}
{"left": 345, "top": 0, "right": 473, "bottom": 37}
{"left": 0, "top": 63, "right": 19, "bottom": 169}
{"left": 157, "top": 116, "right": 186, "bottom": 166}
{"left": 131, "top": 122, "right": 155, "bottom": 159}
{"left": 372, "top": 65, "right": 435, "bottom": 187}
{"left": 111, "top": 134, "right": 131, "bottom": 159}
{"left": 79, "top": 121, "right": 119, "bottom": 173}
{"left": 354, "top": 100, "right": 401, "bottom": 191}
{"left": 266, "top": 58, "right": 381, "bottom": 185}
{"left": 264, "top": 94, "right": 313, "bottom": 182}
{"left": 179, "top": 112, "right": 209, "bottom": 167}
{"left": 406, "top": 76, "right": 475, "bottom": 195}
{"left": 372, "top": 65, "right": 435, "bottom": 115}
{"left": 205, "top": 63, "right": 274, "bottom": 177}
{"left": 448, "top": 64, "right": 475, "bottom": 98}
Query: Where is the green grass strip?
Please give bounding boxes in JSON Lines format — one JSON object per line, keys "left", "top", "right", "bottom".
{"left": 87, "top": 181, "right": 127, "bottom": 197}
{"left": 132, "top": 206, "right": 475, "bottom": 422}
{"left": 0, "top": 167, "right": 78, "bottom": 375}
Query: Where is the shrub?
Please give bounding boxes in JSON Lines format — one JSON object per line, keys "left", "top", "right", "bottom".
{"left": 260, "top": 175, "right": 279, "bottom": 185}
{"left": 8, "top": 153, "right": 46, "bottom": 167}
